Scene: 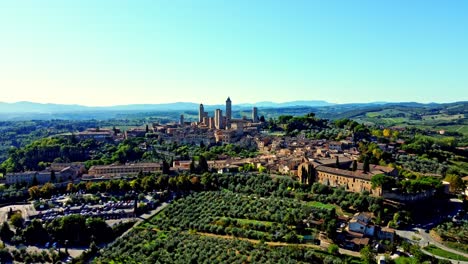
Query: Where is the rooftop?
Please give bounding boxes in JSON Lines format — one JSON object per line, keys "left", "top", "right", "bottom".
{"left": 315, "top": 165, "right": 373, "bottom": 181}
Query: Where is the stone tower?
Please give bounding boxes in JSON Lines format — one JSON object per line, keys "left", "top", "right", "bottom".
{"left": 252, "top": 107, "right": 258, "bottom": 123}
{"left": 225, "top": 97, "right": 232, "bottom": 128}
{"left": 215, "top": 109, "right": 223, "bottom": 129}
{"left": 199, "top": 104, "right": 204, "bottom": 123}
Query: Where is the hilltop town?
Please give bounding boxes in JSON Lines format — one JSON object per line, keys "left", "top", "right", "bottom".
{"left": 0, "top": 98, "right": 466, "bottom": 264}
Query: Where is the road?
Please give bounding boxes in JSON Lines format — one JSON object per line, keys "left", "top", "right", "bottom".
{"left": 421, "top": 248, "right": 468, "bottom": 264}
{"left": 195, "top": 231, "right": 362, "bottom": 258}
{"left": 396, "top": 228, "right": 468, "bottom": 263}
{"left": 418, "top": 229, "right": 468, "bottom": 259}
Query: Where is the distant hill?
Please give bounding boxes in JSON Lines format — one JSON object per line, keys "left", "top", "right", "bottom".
{"left": 0, "top": 101, "right": 466, "bottom": 125}
{"left": 0, "top": 100, "right": 334, "bottom": 114}
{"left": 0, "top": 101, "right": 88, "bottom": 113}
{"left": 237, "top": 100, "right": 334, "bottom": 108}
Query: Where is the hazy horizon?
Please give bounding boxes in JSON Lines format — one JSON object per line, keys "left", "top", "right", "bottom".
{"left": 0, "top": 98, "right": 466, "bottom": 108}
{"left": 1, "top": 1, "right": 468, "bottom": 106}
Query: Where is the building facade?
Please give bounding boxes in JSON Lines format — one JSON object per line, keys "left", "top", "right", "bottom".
{"left": 88, "top": 163, "right": 162, "bottom": 178}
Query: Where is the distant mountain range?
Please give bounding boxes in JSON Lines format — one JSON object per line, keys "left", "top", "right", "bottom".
{"left": 0, "top": 100, "right": 336, "bottom": 113}
{"left": 0, "top": 100, "right": 465, "bottom": 121}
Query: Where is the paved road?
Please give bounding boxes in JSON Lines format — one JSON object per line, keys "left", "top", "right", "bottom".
{"left": 396, "top": 228, "right": 468, "bottom": 263}
{"left": 421, "top": 248, "right": 468, "bottom": 264}
{"left": 417, "top": 228, "right": 468, "bottom": 259}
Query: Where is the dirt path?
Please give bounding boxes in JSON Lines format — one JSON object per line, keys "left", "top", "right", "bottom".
{"left": 193, "top": 232, "right": 361, "bottom": 257}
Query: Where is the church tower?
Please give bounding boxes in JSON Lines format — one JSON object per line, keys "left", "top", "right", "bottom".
{"left": 225, "top": 97, "right": 232, "bottom": 128}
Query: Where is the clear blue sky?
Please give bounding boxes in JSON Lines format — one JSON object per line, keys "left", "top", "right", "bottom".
{"left": 0, "top": 0, "right": 467, "bottom": 106}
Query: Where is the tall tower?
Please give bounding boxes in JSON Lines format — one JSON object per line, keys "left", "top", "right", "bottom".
{"left": 225, "top": 97, "right": 232, "bottom": 128}
{"left": 180, "top": 114, "right": 184, "bottom": 125}
{"left": 252, "top": 107, "right": 258, "bottom": 123}
{"left": 199, "top": 104, "right": 204, "bottom": 123}
{"left": 215, "top": 109, "right": 223, "bottom": 129}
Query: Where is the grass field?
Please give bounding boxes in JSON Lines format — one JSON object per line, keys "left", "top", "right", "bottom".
{"left": 442, "top": 241, "right": 468, "bottom": 254}
{"left": 424, "top": 245, "right": 468, "bottom": 261}
{"left": 394, "top": 256, "right": 415, "bottom": 264}
{"left": 359, "top": 109, "right": 468, "bottom": 136}
{"left": 307, "top": 201, "right": 336, "bottom": 211}
{"left": 422, "top": 114, "right": 465, "bottom": 121}
{"left": 231, "top": 218, "right": 275, "bottom": 227}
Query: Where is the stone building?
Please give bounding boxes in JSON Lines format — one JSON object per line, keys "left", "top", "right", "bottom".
{"left": 296, "top": 158, "right": 397, "bottom": 197}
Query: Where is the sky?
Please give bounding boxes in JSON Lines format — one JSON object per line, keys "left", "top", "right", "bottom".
{"left": 0, "top": 0, "right": 467, "bottom": 106}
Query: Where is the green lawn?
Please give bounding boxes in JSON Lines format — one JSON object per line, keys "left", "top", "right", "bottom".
{"left": 424, "top": 245, "right": 468, "bottom": 261}
{"left": 266, "top": 131, "right": 286, "bottom": 136}
{"left": 441, "top": 124, "right": 468, "bottom": 135}
{"left": 366, "top": 112, "right": 382, "bottom": 118}
{"left": 422, "top": 114, "right": 465, "bottom": 121}
{"left": 307, "top": 201, "right": 336, "bottom": 210}
{"left": 232, "top": 218, "right": 275, "bottom": 227}
{"left": 394, "top": 256, "right": 418, "bottom": 264}
{"left": 442, "top": 241, "right": 468, "bottom": 254}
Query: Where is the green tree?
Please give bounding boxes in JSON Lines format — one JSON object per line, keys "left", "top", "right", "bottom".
{"left": 0, "top": 222, "right": 14, "bottom": 242}
{"left": 22, "top": 219, "right": 48, "bottom": 244}
{"left": 360, "top": 245, "right": 375, "bottom": 264}
{"left": 371, "top": 174, "right": 396, "bottom": 190}
{"left": 363, "top": 156, "right": 370, "bottom": 173}
{"left": 66, "top": 183, "right": 75, "bottom": 193}
{"left": 444, "top": 174, "right": 465, "bottom": 193}
{"left": 162, "top": 160, "right": 170, "bottom": 175}
{"left": 189, "top": 158, "right": 196, "bottom": 174}
{"left": 28, "top": 186, "right": 41, "bottom": 199}
{"left": 198, "top": 155, "right": 209, "bottom": 173}
{"left": 258, "top": 165, "right": 266, "bottom": 173}
{"left": 40, "top": 183, "right": 55, "bottom": 198}
{"left": 10, "top": 213, "right": 24, "bottom": 229}
{"left": 50, "top": 171, "right": 56, "bottom": 183}
{"left": 86, "top": 218, "right": 113, "bottom": 244}
{"left": 328, "top": 244, "right": 339, "bottom": 255}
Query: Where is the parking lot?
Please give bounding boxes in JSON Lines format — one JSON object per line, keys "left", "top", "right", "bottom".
{"left": 31, "top": 200, "right": 136, "bottom": 222}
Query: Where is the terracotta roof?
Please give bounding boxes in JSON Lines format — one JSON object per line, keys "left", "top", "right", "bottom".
{"left": 380, "top": 227, "right": 395, "bottom": 233}
{"left": 316, "top": 165, "right": 373, "bottom": 181}
{"left": 89, "top": 163, "right": 161, "bottom": 170}
{"left": 350, "top": 237, "right": 370, "bottom": 246}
